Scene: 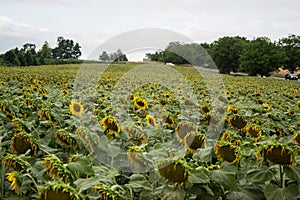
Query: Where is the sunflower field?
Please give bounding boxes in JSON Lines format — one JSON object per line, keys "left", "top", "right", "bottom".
{"left": 0, "top": 63, "right": 299, "bottom": 200}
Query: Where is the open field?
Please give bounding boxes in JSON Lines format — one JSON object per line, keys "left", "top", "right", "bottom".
{"left": 0, "top": 63, "right": 299, "bottom": 200}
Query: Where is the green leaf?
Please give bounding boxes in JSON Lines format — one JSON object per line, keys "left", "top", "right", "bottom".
{"left": 226, "top": 185, "right": 265, "bottom": 200}
{"left": 209, "top": 164, "right": 237, "bottom": 191}
{"left": 160, "top": 185, "right": 186, "bottom": 200}
{"left": 246, "top": 166, "right": 273, "bottom": 184}
{"left": 283, "top": 165, "right": 300, "bottom": 181}
{"left": 193, "top": 147, "right": 213, "bottom": 162}
{"left": 67, "top": 157, "right": 94, "bottom": 176}
{"left": 75, "top": 175, "right": 108, "bottom": 192}
{"left": 189, "top": 167, "right": 210, "bottom": 184}
{"left": 264, "top": 183, "right": 299, "bottom": 200}
{"left": 128, "top": 174, "right": 152, "bottom": 191}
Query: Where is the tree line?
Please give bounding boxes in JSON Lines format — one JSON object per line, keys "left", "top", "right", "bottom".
{"left": 146, "top": 34, "right": 300, "bottom": 76}
{"left": 0, "top": 36, "right": 82, "bottom": 66}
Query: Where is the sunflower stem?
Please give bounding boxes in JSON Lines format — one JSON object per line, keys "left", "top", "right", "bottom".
{"left": 279, "top": 165, "right": 284, "bottom": 188}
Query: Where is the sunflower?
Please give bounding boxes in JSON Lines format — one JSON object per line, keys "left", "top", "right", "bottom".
{"left": 100, "top": 116, "right": 121, "bottom": 138}
{"left": 161, "top": 114, "right": 175, "bottom": 129}
{"left": 92, "top": 182, "right": 127, "bottom": 200}
{"left": 227, "top": 106, "right": 238, "bottom": 114}
{"left": 200, "top": 105, "right": 211, "bottom": 114}
{"left": 245, "top": 125, "right": 262, "bottom": 138}
{"left": 258, "top": 144, "right": 294, "bottom": 165}
{"left": 43, "top": 154, "right": 73, "bottom": 183}
{"left": 6, "top": 172, "right": 22, "bottom": 192}
{"left": 158, "top": 159, "right": 188, "bottom": 187}
{"left": 4, "top": 153, "right": 30, "bottom": 171}
{"left": 220, "top": 132, "right": 241, "bottom": 146}
{"left": 56, "top": 129, "right": 78, "bottom": 149}
{"left": 229, "top": 115, "right": 247, "bottom": 129}
{"left": 184, "top": 132, "right": 206, "bottom": 153}
{"left": 122, "top": 126, "right": 147, "bottom": 144}
{"left": 39, "top": 181, "right": 82, "bottom": 200}
{"left": 293, "top": 132, "right": 300, "bottom": 145}
{"left": 146, "top": 114, "right": 157, "bottom": 128}
{"left": 175, "top": 121, "right": 198, "bottom": 142}
{"left": 69, "top": 101, "right": 84, "bottom": 116}
{"left": 214, "top": 141, "right": 239, "bottom": 164}
{"left": 10, "top": 132, "right": 37, "bottom": 156}
{"left": 61, "top": 89, "right": 69, "bottom": 96}
{"left": 127, "top": 146, "right": 146, "bottom": 172}
{"left": 133, "top": 96, "right": 148, "bottom": 110}
{"left": 75, "top": 127, "right": 95, "bottom": 153}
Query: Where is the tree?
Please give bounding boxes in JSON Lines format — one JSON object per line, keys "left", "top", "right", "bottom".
{"left": 52, "top": 36, "right": 81, "bottom": 59}
{"left": 210, "top": 36, "right": 248, "bottom": 74}
{"left": 99, "top": 51, "right": 110, "bottom": 62}
{"left": 38, "top": 41, "right": 52, "bottom": 64}
{"left": 22, "top": 43, "right": 38, "bottom": 66}
{"left": 108, "top": 49, "right": 128, "bottom": 62}
{"left": 278, "top": 34, "right": 300, "bottom": 73}
{"left": 240, "top": 37, "right": 287, "bottom": 77}
{"left": 3, "top": 48, "right": 20, "bottom": 66}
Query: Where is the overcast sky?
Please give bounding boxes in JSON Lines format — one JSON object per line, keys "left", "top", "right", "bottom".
{"left": 0, "top": 0, "right": 299, "bottom": 60}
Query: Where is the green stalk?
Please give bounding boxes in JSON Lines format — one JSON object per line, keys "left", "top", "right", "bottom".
{"left": 279, "top": 165, "right": 285, "bottom": 188}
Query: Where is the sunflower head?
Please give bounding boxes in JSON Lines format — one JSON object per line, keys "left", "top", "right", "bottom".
{"left": 229, "top": 115, "right": 247, "bottom": 129}
{"left": 220, "top": 132, "right": 241, "bottom": 146}
{"left": 214, "top": 141, "right": 239, "bottom": 164}
{"left": 133, "top": 96, "right": 148, "bottom": 110}
{"left": 123, "top": 126, "right": 147, "bottom": 144}
{"left": 10, "top": 132, "right": 37, "bottom": 156}
{"left": 293, "top": 132, "right": 300, "bottom": 145}
{"left": 43, "top": 154, "right": 73, "bottom": 183}
{"left": 161, "top": 114, "right": 175, "bottom": 129}
{"left": 4, "top": 153, "right": 30, "bottom": 171}
{"left": 245, "top": 125, "right": 262, "bottom": 138}
{"left": 56, "top": 129, "right": 78, "bottom": 149}
{"left": 146, "top": 114, "right": 157, "bottom": 128}
{"left": 6, "top": 171, "right": 24, "bottom": 194}
{"left": 200, "top": 105, "right": 211, "bottom": 114}
{"left": 184, "top": 132, "right": 206, "bottom": 153}
{"left": 70, "top": 101, "right": 84, "bottom": 116}
{"left": 100, "top": 116, "right": 121, "bottom": 139}
{"left": 227, "top": 106, "right": 238, "bottom": 114}
{"left": 257, "top": 143, "right": 294, "bottom": 165}
{"left": 92, "top": 182, "right": 127, "bottom": 200}
{"left": 158, "top": 159, "right": 188, "bottom": 187}
{"left": 175, "top": 121, "right": 198, "bottom": 143}
{"left": 39, "top": 181, "right": 82, "bottom": 200}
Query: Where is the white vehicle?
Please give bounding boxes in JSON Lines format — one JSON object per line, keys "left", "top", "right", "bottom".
{"left": 166, "top": 62, "right": 175, "bottom": 66}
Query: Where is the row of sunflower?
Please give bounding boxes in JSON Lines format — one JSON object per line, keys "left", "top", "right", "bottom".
{"left": 0, "top": 64, "right": 299, "bottom": 199}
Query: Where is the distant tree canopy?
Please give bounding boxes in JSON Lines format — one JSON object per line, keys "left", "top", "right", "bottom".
{"left": 52, "top": 36, "right": 81, "bottom": 59}
{"left": 210, "top": 36, "right": 248, "bottom": 74}
{"left": 0, "top": 36, "right": 82, "bottom": 66}
{"left": 240, "top": 37, "right": 287, "bottom": 77}
{"left": 98, "top": 49, "right": 128, "bottom": 62}
{"left": 146, "top": 42, "right": 213, "bottom": 66}
{"left": 146, "top": 34, "right": 299, "bottom": 75}
{"left": 278, "top": 34, "right": 300, "bottom": 73}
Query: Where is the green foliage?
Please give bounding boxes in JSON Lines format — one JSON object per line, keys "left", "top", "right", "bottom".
{"left": 279, "top": 34, "right": 300, "bottom": 73}
{"left": 210, "top": 36, "right": 248, "bottom": 74}
{"left": 52, "top": 36, "right": 82, "bottom": 59}
{"left": 240, "top": 37, "right": 287, "bottom": 77}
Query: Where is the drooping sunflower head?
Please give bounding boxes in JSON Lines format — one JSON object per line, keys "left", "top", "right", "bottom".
{"left": 4, "top": 153, "right": 30, "bottom": 171}
{"left": 229, "top": 115, "right": 247, "bottom": 129}
{"left": 257, "top": 143, "right": 295, "bottom": 165}
{"left": 161, "top": 114, "right": 175, "bottom": 129}
{"left": 184, "top": 132, "right": 206, "bottom": 153}
{"left": 245, "top": 125, "right": 262, "bottom": 138}
{"left": 158, "top": 158, "right": 188, "bottom": 187}
{"left": 39, "top": 181, "right": 82, "bottom": 200}
{"left": 10, "top": 132, "right": 37, "bottom": 156}
{"left": 92, "top": 182, "right": 127, "bottom": 200}
{"left": 56, "top": 129, "right": 78, "bottom": 149}
{"left": 175, "top": 121, "right": 198, "bottom": 143}
{"left": 122, "top": 126, "right": 147, "bottom": 144}
{"left": 6, "top": 171, "right": 27, "bottom": 195}
{"left": 69, "top": 101, "right": 84, "bottom": 116}
{"left": 200, "top": 105, "right": 211, "bottom": 115}
{"left": 146, "top": 114, "right": 157, "bottom": 128}
{"left": 293, "top": 132, "right": 300, "bottom": 145}
{"left": 100, "top": 116, "right": 121, "bottom": 138}
{"left": 227, "top": 106, "right": 238, "bottom": 114}
{"left": 214, "top": 140, "right": 239, "bottom": 165}
{"left": 220, "top": 132, "right": 241, "bottom": 146}
{"left": 133, "top": 96, "right": 148, "bottom": 110}
{"left": 43, "top": 154, "right": 73, "bottom": 183}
